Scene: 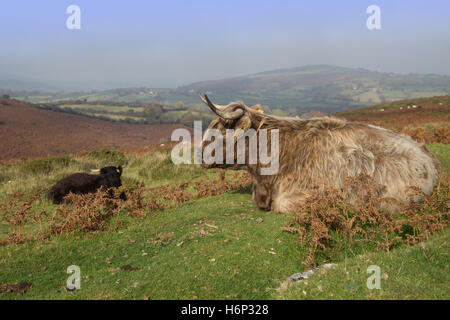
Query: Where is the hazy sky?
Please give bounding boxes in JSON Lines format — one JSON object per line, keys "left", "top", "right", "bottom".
{"left": 1, "top": 0, "right": 449, "bottom": 90}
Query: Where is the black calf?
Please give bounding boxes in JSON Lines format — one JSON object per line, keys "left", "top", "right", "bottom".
{"left": 47, "top": 166, "right": 126, "bottom": 204}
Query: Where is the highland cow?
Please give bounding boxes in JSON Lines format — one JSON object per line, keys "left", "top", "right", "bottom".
{"left": 47, "top": 166, "right": 126, "bottom": 204}
{"left": 198, "top": 93, "right": 441, "bottom": 214}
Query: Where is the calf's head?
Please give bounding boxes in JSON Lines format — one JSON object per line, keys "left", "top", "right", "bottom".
{"left": 99, "top": 166, "right": 123, "bottom": 188}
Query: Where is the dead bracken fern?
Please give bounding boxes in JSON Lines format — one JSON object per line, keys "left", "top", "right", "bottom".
{"left": 0, "top": 191, "right": 41, "bottom": 244}
{"left": 0, "top": 171, "right": 251, "bottom": 244}
{"left": 400, "top": 126, "right": 450, "bottom": 144}
{"left": 285, "top": 174, "right": 449, "bottom": 268}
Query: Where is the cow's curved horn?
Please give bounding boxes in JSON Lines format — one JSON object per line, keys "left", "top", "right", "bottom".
{"left": 90, "top": 169, "right": 100, "bottom": 173}
{"left": 198, "top": 92, "right": 244, "bottom": 120}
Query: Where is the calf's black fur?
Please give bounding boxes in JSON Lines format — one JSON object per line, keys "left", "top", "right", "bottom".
{"left": 47, "top": 166, "right": 126, "bottom": 204}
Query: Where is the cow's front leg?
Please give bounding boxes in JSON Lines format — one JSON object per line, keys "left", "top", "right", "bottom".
{"left": 271, "top": 191, "right": 311, "bottom": 214}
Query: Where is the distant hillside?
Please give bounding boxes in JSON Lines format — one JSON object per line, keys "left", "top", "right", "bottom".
{"left": 0, "top": 95, "right": 448, "bottom": 161}
{"left": 175, "top": 65, "right": 450, "bottom": 112}
{"left": 4, "top": 65, "right": 450, "bottom": 114}
{"left": 335, "top": 95, "right": 450, "bottom": 144}
{"left": 33, "top": 100, "right": 214, "bottom": 128}
{"left": 0, "top": 98, "right": 191, "bottom": 161}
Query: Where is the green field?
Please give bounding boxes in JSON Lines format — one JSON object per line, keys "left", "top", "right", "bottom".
{"left": 0, "top": 144, "right": 448, "bottom": 299}
{"left": 27, "top": 100, "right": 215, "bottom": 126}
{"left": 60, "top": 104, "right": 145, "bottom": 114}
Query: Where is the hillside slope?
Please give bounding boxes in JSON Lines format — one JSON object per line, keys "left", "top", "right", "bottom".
{"left": 0, "top": 96, "right": 448, "bottom": 300}
{"left": 7, "top": 65, "right": 450, "bottom": 113}
{"left": 0, "top": 98, "right": 190, "bottom": 161}
{"left": 174, "top": 65, "right": 450, "bottom": 111}
{"left": 335, "top": 95, "right": 450, "bottom": 144}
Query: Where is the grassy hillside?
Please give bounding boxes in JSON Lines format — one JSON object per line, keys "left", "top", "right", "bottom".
{"left": 0, "top": 142, "right": 448, "bottom": 299}
{"left": 172, "top": 65, "right": 450, "bottom": 111}
{"left": 276, "top": 227, "right": 450, "bottom": 300}
{"left": 0, "top": 96, "right": 449, "bottom": 300}
{"left": 32, "top": 100, "right": 214, "bottom": 127}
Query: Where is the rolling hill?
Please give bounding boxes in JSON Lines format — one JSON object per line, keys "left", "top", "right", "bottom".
{"left": 175, "top": 65, "right": 450, "bottom": 112}
{"left": 335, "top": 95, "right": 450, "bottom": 145}
{"left": 0, "top": 98, "right": 191, "bottom": 161}
{"left": 0, "top": 95, "right": 448, "bottom": 300}
{"left": 1, "top": 95, "right": 448, "bottom": 163}
{"left": 5, "top": 65, "right": 450, "bottom": 114}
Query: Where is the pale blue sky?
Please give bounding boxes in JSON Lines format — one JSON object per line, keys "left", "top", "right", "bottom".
{"left": 1, "top": 0, "right": 449, "bottom": 90}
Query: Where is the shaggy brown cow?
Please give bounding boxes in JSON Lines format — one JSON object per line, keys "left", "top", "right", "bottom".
{"left": 198, "top": 93, "right": 441, "bottom": 214}
{"left": 47, "top": 166, "right": 125, "bottom": 204}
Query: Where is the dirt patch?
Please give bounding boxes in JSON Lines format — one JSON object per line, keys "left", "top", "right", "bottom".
{"left": 152, "top": 232, "right": 175, "bottom": 246}
{"left": 121, "top": 265, "right": 140, "bottom": 272}
{"left": 0, "top": 282, "right": 32, "bottom": 296}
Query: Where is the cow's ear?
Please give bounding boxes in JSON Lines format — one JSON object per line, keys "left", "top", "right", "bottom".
{"left": 117, "top": 165, "right": 123, "bottom": 175}
{"left": 235, "top": 116, "right": 252, "bottom": 132}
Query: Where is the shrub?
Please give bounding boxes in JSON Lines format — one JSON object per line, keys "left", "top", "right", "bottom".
{"left": 18, "top": 157, "right": 73, "bottom": 175}
{"left": 86, "top": 148, "right": 125, "bottom": 166}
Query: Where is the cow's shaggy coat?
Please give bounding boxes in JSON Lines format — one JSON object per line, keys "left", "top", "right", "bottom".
{"left": 47, "top": 166, "right": 125, "bottom": 204}
{"left": 199, "top": 94, "right": 441, "bottom": 214}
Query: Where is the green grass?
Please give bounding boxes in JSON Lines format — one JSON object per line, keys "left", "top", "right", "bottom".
{"left": 0, "top": 144, "right": 448, "bottom": 299}
{"left": 0, "top": 148, "right": 211, "bottom": 239}
{"left": 276, "top": 228, "right": 450, "bottom": 300}
{"left": 427, "top": 143, "right": 450, "bottom": 174}
{"left": 0, "top": 191, "right": 299, "bottom": 299}
{"left": 0, "top": 148, "right": 206, "bottom": 196}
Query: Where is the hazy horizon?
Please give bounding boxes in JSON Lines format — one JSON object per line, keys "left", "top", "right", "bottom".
{"left": 1, "top": 0, "right": 450, "bottom": 91}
